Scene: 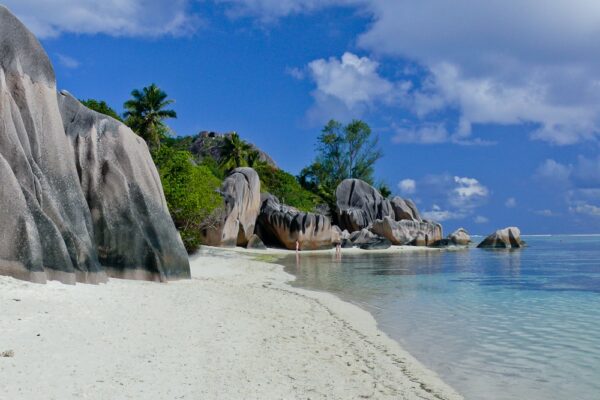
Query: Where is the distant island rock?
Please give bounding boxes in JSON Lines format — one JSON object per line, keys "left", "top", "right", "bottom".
{"left": 0, "top": 6, "right": 189, "bottom": 283}
{"left": 477, "top": 227, "right": 525, "bottom": 249}
{"left": 448, "top": 228, "right": 471, "bottom": 246}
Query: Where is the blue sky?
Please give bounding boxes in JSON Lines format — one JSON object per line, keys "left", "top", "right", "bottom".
{"left": 7, "top": 1, "right": 600, "bottom": 234}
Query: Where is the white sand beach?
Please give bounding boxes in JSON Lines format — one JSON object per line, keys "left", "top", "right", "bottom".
{"left": 0, "top": 249, "right": 462, "bottom": 400}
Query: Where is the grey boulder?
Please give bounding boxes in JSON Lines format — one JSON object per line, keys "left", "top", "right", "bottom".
{"left": 335, "top": 179, "right": 394, "bottom": 232}
{"left": 390, "top": 197, "right": 422, "bottom": 222}
{"left": 477, "top": 227, "right": 525, "bottom": 249}
{"left": 448, "top": 228, "right": 471, "bottom": 246}
{"left": 370, "top": 217, "right": 443, "bottom": 246}
{"left": 0, "top": 6, "right": 189, "bottom": 283}
{"left": 246, "top": 234, "right": 267, "bottom": 250}
{"left": 200, "top": 167, "right": 261, "bottom": 247}
{"left": 256, "top": 195, "right": 336, "bottom": 250}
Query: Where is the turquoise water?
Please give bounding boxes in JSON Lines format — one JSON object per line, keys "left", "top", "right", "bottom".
{"left": 280, "top": 236, "right": 600, "bottom": 400}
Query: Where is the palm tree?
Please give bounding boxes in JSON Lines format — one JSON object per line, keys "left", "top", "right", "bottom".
{"left": 219, "top": 133, "right": 253, "bottom": 170}
{"left": 124, "top": 84, "right": 177, "bottom": 148}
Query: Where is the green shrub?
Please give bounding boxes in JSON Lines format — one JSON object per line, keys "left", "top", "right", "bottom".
{"left": 152, "top": 146, "right": 223, "bottom": 253}
{"left": 254, "top": 163, "right": 323, "bottom": 212}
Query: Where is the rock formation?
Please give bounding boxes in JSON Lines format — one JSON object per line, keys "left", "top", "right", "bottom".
{"left": 0, "top": 6, "right": 189, "bottom": 283}
{"left": 477, "top": 227, "right": 525, "bottom": 249}
{"left": 370, "top": 217, "right": 443, "bottom": 246}
{"left": 200, "top": 167, "right": 261, "bottom": 247}
{"left": 448, "top": 228, "right": 471, "bottom": 246}
{"left": 390, "top": 197, "right": 422, "bottom": 222}
{"left": 190, "top": 131, "right": 277, "bottom": 168}
{"left": 345, "top": 229, "right": 392, "bottom": 250}
{"left": 335, "top": 179, "right": 395, "bottom": 232}
{"left": 246, "top": 234, "right": 267, "bottom": 250}
{"left": 256, "top": 195, "right": 337, "bottom": 250}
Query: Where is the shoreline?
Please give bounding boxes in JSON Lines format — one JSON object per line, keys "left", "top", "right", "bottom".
{"left": 0, "top": 249, "right": 462, "bottom": 399}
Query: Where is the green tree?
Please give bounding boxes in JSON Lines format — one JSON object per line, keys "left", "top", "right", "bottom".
{"left": 299, "top": 119, "right": 382, "bottom": 206}
{"left": 152, "top": 146, "right": 223, "bottom": 253}
{"left": 80, "top": 99, "right": 123, "bottom": 121}
{"left": 219, "top": 132, "right": 253, "bottom": 170}
{"left": 124, "top": 84, "right": 177, "bottom": 148}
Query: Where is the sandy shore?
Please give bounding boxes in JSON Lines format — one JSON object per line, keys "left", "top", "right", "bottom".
{"left": 0, "top": 249, "right": 462, "bottom": 400}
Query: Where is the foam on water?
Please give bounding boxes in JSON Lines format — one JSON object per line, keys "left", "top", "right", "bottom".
{"left": 281, "top": 236, "right": 600, "bottom": 400}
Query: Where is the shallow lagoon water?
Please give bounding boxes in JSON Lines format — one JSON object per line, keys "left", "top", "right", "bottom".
{"left": 281, "top": 236, "right": 600, "bottom": 400}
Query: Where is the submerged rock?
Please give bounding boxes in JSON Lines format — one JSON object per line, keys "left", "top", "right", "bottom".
{"left": 201, "top": 167, "right": 261, "bottom": 247}
{"left": 335, "top": 179, "right": 394, "bottom": 232}
{"left": 370, "top": 217, "right": 443, "bottom": 246}
{"left": 0, "top": 6, "right": 189, "bottom": 283}
{"left": 477, "top": 227, "right": 525, "bottom": 249}
{"left": 256, "top": 195, "right": 336, "bottom": 250}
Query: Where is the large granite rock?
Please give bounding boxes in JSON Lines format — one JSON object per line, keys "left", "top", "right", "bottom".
{"left": 390, "top": 197, "right": 422, "bottom": 222}
{"left": 345, "top": 229, "right": 392, "bottom": 250}
{"left": 200, "top": 167, "right": 261, "bottom": 247}
{"left": 58, "top": 92, "right": 190, "bottom": 280}
{"left": 0, "top": 6, "right": 189, "bottom": 283}
{"left": 370, "top": 217, "right": 443, "bottom": 246}
{"left": 448, "top": 228, "right": 471, "bottom": 246}
{"left": 256, "top": 195, "right": 336, "bottom": 250}
{"left": 335, "top": 179, "right": 395, "bottom": 232}
{"left": 477, "top": 227, "right": 525, "bottom": 249}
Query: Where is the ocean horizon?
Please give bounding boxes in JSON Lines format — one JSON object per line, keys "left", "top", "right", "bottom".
{"left": 281, "top": 235, "right": 600, "bottom": 400}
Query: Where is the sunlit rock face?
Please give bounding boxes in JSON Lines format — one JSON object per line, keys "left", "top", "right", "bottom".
{"left": 0, "top": 6, "right": 189, "bottom": 283}
{"left": 477, "top": 227, "right": 525, "bottom": 249}
{"left": 335, "top": 179, "right": 395, "bottom": 232}
{"left": 58, "top": 92, "right": 190, "bottom": 281}
{"left": 390, "top": 197, "right": 422, "bottom": 222}
{"left": 370, "top": 217, "right": 443, "bottom": 246}
{"left": 448, "top": 228, "right": 471, "bottom": 246}
{"left": 200, "top": 167, "right": 261, "bottom": 247}
{"left": 256, "top": 194, "right": 336, "bottom": 250}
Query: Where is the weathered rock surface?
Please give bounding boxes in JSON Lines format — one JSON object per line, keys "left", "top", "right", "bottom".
{"left": 345, "top": 229, "right": 392, "bottom": 250}
{"left": 477, "top": 227, "right": 525, "bottom": 249}
{"left": 390, "top": 197, "right": 422, "bottom": 222}
{"left": 246, "top": 234, "right": 267, "bottom": 250}
{"left": 335, "top": 179, "right": 395, "bottom": 232}
{"left": 190, "top": 131, "right": 277, "bottom": 168}
{"left": 200, "top": 167, "right": 261, "bottom": 247}
{"left": 448, "top": 228, "right": 471, "bottom": 246}
{"left": 58, "top": 92, "right": 190, "bottom": 280}
{"left": 370, "top": 217, "right": 443, "bottom": 246}
{"left": 0, "top": 6, "right": 189, "bottom": 283}
{"left": 256, "top": 195, "right": 336, "bottom": 250}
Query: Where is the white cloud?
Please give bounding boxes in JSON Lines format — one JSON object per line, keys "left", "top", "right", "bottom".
{"left": 422, "top": 205, "right": 464, "bottom": 222}
{"left": 55, "top": 53, "right": 80, "bottom": 69}
{"left": 535, "top": 209, "right": 557, "bottom": 217}
{"left": 305, "top": 52, "right": 409, "bottom": 121}
{"left": 392, "top": 123, "right": 449, "bottom": 144}
{"left": 569, "top": 202, "right": 600, "bottom": 217}
{"left": 227, "top": 0, "right": 600, "bottom": 145}
{"left": 285, "top": 66, "right": 305, "bottom": 80}
{"left": 450, "top": 176, "right": 489, "bottom": 209}
{"left": 398, "top": 179, "right": 416, "bottom": 195}
{"left": 534, "top": 159, "right": 573, "bottom": 185}
{"left": 474, "top": 215, "right": 489, "bottom": 224}
{"left": 505, "top": 197, "right": 517, "bottom": 208}
{"left": 3, "top": 1, "right": 200, "bottom": 38}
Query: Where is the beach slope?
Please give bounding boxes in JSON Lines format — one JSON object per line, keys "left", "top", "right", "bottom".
{"left": 0, "top": 250, "right": 461, "bottom": 399}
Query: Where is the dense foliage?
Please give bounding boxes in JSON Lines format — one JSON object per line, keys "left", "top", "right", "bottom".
{"left": 80, "top": 99, "right": 122, "bottom": 121}
{"left": 152, "top": 146, "right": 223, "bottom": 253}
{"left": 124, "top": 84, "right": 177, "bottom": 148}
{"left": 299, "top": 119, "right": 383, "bottom": 210}
{"left": 254, "top": 163, "right": 323, "bottom": 212}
